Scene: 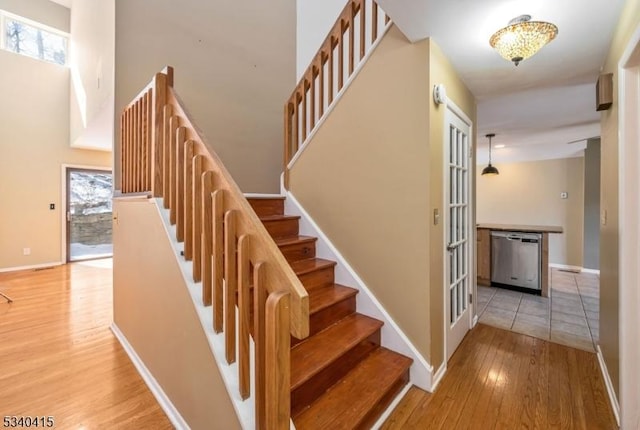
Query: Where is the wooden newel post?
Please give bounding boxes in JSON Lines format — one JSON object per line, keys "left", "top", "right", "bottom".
{"left": 265, "top": 291, "right": 291, "bottom": 429}
{"left": 151, "top": 66, "right": 173, "bottom": 197}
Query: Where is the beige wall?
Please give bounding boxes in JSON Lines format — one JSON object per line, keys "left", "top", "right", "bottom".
{"left": 69, "top": 0, "right": 115, "bottom": 151}
{"left": 0, "top": 1, "right": 111, "bottom": 270}
{"left": 476, "top": 157, "right": 585, "bottom": 267}
{"left": 598, "top": 0, "right": 640, "bottom": 399}
{"left": 427, "top": 40, "right": 477, "bottom": 370}
{"left": 291, "top": 26, "right": 431, "bottom": 359}
{"left": 113, "top": 198, "right": 240, "bottom": 430}
{"left": 114, "top": 0, "right": 296, "bottom": 193}
{"left": 290, "top": 27, "right": 476, "bottom": 368}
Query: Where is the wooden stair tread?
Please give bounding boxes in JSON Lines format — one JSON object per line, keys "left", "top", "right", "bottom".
{"left": 291, "top": 313, "right": 383, "bottom": 390}
{"left": 309, "top": 284, "right": 358, "bottom": 314}
{"left": 293, "top": 347, "right": 413, "bottom": 428}
{"left": 290, "top": 258, "right": 336, "bottom": 276}
{"left": 274, "top": 235, "right": 317, "bottom": 247}
{"left": 246, "top": 196, "right": 285, "bottom": 200}
{"left": 259, "top": 214, "right": 300, "bottom": 222}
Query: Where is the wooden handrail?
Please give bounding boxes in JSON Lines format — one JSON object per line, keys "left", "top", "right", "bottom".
{"left": 283, "top": 0, "right": 391, "bottom": 188}
{"left": 120, "top": 67, "right": 308, "bottom": 429}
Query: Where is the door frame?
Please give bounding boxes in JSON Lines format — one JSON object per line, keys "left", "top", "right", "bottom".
{"left": 442, "top": 99, "right": 475, "bottom": 361}
{"left": 618, "top": 21, "right": 640, "bottom": 429}
{"left": 61, "top": 164, "right": 112, "bottom": 263}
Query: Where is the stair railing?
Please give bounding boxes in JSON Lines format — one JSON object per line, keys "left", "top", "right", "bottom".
{"left": 120, "top": 66, "right": 309, "bottom": 429}
{"left": 283, "top": 0, "right": 391, "bottom": 188}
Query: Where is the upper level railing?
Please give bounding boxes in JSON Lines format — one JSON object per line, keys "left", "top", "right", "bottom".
{"left": 120, "top": 67, "right": 309, "bottom": 429}
{"left": 283, "top": 0, "right": 391, "bottom": 188}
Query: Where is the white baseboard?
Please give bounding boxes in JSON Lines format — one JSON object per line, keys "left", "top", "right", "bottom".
{"left": 154, "top": 198, "right": 255, "bottom": 430}
{"left": 0, "top": 261, "right": 62, "bottom": 273}
{"left": 581, "top": 268, "right": 600, "bottom": 275}
{"left": 549, "top": 264, "right": 600, "bottom": 276}
{"left": 111, "top": 323, "right": 190, "bottom": 430}
{"left": 549, "top": 263, "right": 582, "bottom": 272}
{"left": 596, "top": 344, "right": 621, "bottom": 427}
{"left": 430, "top": 362, "right": 447, "bottom": 391}
{"left": 284, "top": 191, "right": 437, "bottom": 392}
{"left": 370, "top": 382, "right": 412, "bottom": 430}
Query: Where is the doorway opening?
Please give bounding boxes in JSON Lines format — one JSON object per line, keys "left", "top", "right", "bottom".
{"left": 66, "top": 168, "right": 113, "bottom": 262}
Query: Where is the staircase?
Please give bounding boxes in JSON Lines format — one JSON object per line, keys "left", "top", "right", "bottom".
{"left": 248, "top": 197, "right": 412, "bottom": 429}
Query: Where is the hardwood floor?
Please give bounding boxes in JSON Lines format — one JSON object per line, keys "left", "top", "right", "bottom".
{"left": 383, "top": 323, "right": 618, "bottom": 430}
{"left": 0, "top": 261, "right": 172, "bottom": 429}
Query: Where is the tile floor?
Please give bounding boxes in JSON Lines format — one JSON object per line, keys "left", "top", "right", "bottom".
{"left": 477, "top": 268, "right": 599, "bottom": 352}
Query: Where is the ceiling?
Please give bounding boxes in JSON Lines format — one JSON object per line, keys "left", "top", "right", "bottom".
{"left": 378, "top": 0, "right": 625, "bottom": 163}
{"left": 48, "top": 0, "right": 624, "bottom": 163}
{"left": 48, "top": 0, "right": 71, "bottom": 9}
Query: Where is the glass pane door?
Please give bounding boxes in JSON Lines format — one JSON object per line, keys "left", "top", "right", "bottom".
{"left": 67, "top": 169, "right": 113, "bottom": 261}
{"left": 446, "top": 108, "right": 472, "bottom": 360}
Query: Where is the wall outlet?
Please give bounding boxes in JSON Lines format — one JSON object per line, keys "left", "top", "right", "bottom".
{"left": 23, "top": 248, "right": 31, "bottom": 256}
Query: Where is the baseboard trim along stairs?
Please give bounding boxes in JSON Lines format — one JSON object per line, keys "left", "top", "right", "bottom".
{"left": 282, "top": 190, "right": 437, "bottom": 392}
{"left": 247, "top": 194, "right": 415, "bottom": 428}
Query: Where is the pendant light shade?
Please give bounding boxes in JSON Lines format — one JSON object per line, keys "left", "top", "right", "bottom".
{"left": 481, "top": 164, "right": 500, "bottom": 176}
{"left": 482, "top": 133, "right": 499, "bottom": 176}
{"left": 490, "top": 15, "right": 558, "bottom": 66}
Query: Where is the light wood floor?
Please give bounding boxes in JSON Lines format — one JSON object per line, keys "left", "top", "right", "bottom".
{"left": 0, "top": 261, "right": 172, "bottom": 429}
{"left": 383, "top": 323, "right": 618, "bottom": 430}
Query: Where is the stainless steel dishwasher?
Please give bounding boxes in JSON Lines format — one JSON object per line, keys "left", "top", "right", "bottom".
{"left": 491, "top": 231, "right": 542, "bottom": 291}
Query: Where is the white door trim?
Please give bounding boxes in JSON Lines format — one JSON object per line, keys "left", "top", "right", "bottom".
{"left": 443, "top": 98, "right": 474, "bottom": 361}
{"left": 60, "top": 164, "right": 112, "bottom": 264}
{"left": 618, "top": 21, "right": 640, "bottom": 430}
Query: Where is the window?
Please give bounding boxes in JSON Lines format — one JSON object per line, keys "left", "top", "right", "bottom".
{"left": 1, "top": 11, "right": 68, "bottom": 65}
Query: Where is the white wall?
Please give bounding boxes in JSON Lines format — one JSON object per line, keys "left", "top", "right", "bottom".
{"left": 69, "top": 0, "right": 115, "bottom": 152}
{"left": 296, "top": 0, "right": 347, "bottom": 79}
{"left": 476, "top": 157, "right": 585, "bottom": 267}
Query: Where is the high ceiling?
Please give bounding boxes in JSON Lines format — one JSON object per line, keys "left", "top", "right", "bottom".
{"left": 49, "top": 0, "right": 625, "bottom": 162}
{"left": 48, "top": 0, "right": 71, "bottom": 9}
{"left": 379, "top": 0, "right": 625, "bottom": 162}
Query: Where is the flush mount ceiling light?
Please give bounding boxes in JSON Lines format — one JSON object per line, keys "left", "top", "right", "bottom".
{"left": 489, "top": 15, "right": 558, "bottom": 66}
{"left": 482, "top": 133, "right": 499, "bottom": 176}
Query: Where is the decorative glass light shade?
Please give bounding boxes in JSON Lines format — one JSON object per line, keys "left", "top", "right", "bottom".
{"left": 482, "top": 133, "right": 499, "bottom": 176}
{"left": 490, "top": 15, "right": 558, "bottom": 66}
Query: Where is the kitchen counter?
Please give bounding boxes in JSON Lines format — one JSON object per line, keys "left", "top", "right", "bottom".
{"left": 476, "top": 223, "right": 563, "bottom": 234}
{"left": 477, "top": 224, "right": 559, "bottom": 297}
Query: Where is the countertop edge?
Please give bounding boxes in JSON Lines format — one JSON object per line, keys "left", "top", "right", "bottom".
{"left": 476, "top": 224, "right": 563, "bottom": 234}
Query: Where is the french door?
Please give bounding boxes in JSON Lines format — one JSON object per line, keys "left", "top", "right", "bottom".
{"left": 445, "top": 107, "right": 472, "bottom": 360}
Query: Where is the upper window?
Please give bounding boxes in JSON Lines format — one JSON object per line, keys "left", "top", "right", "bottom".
{"left": 1, "top": 11, "right": 68, "bottom": 65}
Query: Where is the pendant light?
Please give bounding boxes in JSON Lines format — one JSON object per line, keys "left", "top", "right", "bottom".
{"left": 482, "top": 133, "right": 500, "bottom": 176}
